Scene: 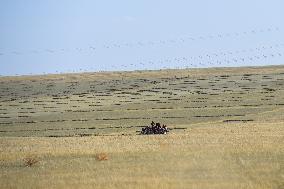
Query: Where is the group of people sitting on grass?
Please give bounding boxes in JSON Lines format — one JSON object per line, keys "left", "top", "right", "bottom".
{"left": 141, "top": 121, "right": 169, "bottom": 135}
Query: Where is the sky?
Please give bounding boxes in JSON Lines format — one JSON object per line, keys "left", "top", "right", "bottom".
{"left": 0, "top": 0, "right": 284, "bottom": 76}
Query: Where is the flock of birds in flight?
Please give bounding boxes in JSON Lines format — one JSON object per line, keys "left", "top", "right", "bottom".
{"left": 0, "top": 27, "right": 280, "bottom": 56}
{"left": 0, "top": 27, "right": 283, "bottom": 75}
{"left": 136, "top": 43, "right": 284, "bottom": 68}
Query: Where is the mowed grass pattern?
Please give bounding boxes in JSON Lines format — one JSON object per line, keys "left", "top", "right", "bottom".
{"left": 0, "top": 66, "right": 284, "bottom": 189}
{"left": 0, "top": 66, "right": 284, "bottom": 137}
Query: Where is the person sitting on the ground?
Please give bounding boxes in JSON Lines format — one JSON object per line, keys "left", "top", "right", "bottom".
{"left": 151, "top": 121, "right": 155, "bottom": 127}
{"left": 162, "top": 124, "right": 168, "bottom": 133}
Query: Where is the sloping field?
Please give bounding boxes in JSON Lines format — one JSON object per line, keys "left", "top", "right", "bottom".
{"left": 0, "top": 66, "right": 284, "bottom": 188}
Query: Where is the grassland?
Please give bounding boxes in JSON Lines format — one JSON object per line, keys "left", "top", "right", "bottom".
{"left": 0, "top": 66, "right": 284, "bottom": 188}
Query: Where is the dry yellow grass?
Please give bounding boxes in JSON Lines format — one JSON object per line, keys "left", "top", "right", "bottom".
{"left": 0, "top": 122, "right": 283, "bottom": 189}
{"left": 95, "top": 153, "right": 108, "bottom": 161}
{"left": 22, "top": 155, "right": 40, "bottom": 167}
{"left": 0, "top": 66, "right": 284, "bottom": 188}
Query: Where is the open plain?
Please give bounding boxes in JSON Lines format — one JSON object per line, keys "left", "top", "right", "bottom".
{"left": 0, "top": 66, "right": 284, "bottom": 189}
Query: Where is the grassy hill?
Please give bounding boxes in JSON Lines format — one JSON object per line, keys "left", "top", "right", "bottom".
{"left": 0, "top": 66, "right": 284, "bottom": 188}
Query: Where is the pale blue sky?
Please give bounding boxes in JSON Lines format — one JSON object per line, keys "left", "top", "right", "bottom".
{"left": 0, "top": 0, "right": 284, "bottom": 76}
